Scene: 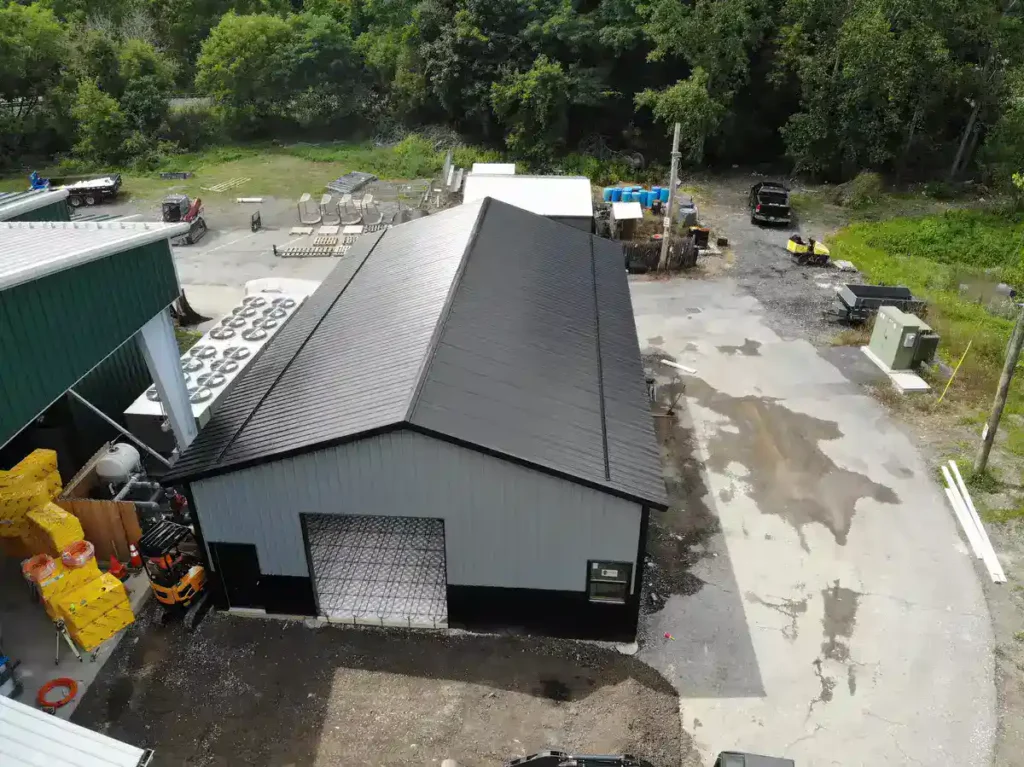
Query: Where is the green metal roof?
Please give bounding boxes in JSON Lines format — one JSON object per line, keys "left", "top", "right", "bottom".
{"left": 0, "top": 222, "right": 185, "bottom": 448}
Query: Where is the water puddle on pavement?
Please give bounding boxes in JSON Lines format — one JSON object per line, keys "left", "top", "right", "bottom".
{"left": 686, "top": 378, "right": 899, "bottom": 549}
{"left": 716, "top": 339, "right": 762, "bottom": 356}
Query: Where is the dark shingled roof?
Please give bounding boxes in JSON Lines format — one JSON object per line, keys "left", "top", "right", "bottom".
{"left": 166, "top": 198, "right": 667, "bottom": 509}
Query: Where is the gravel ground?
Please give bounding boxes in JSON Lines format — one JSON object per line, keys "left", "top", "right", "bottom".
{"left": 72, "top": 606, "right": 682, "bottom": 767}
{"left": 687, "top": 174, "right": 861, "bottom": 345}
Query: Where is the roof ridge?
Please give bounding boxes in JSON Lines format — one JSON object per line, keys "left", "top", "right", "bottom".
{"left": 403, "top": 197, "right": 492, "bottom": 422}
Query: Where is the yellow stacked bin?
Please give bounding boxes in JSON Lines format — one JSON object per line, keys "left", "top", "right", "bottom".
{"left": 57, "top": 573, "right": 135, "bottom": 651}
{"left": 0, "top": 481, "right": 50, "bottom": 539}
{"left": 37, "top": 558, "right": 103, "bottom": 619}
{"left": 0, "top": 449, "right": 63, "bottom": 544}
{"left": 25, "top": 503, "right": 85, "bottom": 556}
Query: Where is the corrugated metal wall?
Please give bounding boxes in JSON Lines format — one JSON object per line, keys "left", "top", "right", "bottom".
{"left": 191, "top": 430, "right": 642, "bottom": 593}
{"left": 0, "top": 241, "right": 179, "bottom": 446}
{"left": 70, "top": 340, "right": 151, "bottom": 455}
{"left": 9, "top": 201, "right": 71, "bottom": 223}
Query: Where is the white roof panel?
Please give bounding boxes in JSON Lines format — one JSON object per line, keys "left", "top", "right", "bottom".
{"left": 0, "top": 220, "right": 188, "bottom": 291}
{"left": 0, "top": 696, "right": 149, "bottom": 767}
{"left": 471, "top": 162, "right": 516, "bottom": 175}
{"left": 611, "top": 201, "right": 643, "bottom": 220}
{"left": 0, "top": 189, "right": 70, "bottom": 221}
{"left": 462, "top": 174, "right": 593, "bottom": 218}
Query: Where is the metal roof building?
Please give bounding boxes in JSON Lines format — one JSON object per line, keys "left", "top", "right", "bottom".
{"left": 167, "top": 198, "right": 665, "bottom": 640}
{"left": 462, "top": 174, "right": 594, "bottom": 232}
{"left": 0, "top": 189, "right": 71, "bottom": 222}
{"left": 0, "top": 220, "right": 198, "bottom": 479}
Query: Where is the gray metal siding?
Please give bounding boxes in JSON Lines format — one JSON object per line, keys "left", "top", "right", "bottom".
{"left": 191, "top": 430, "right": 641, "bottom": 593}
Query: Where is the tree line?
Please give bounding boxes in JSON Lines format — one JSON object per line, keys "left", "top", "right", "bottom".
{"left": 3, "top": 0, "right": 1024, "bottom": 184}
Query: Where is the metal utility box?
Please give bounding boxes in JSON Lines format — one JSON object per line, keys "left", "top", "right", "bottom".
{"left": 868, "top": 306, "right": 939, "bottom": 370}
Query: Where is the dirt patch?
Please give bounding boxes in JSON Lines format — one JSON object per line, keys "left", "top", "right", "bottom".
{"left": 73, "top": 607, "right": 681, "bottom": 767}
{"left": 686, "top": 378, "right": 899, "bottom": 549}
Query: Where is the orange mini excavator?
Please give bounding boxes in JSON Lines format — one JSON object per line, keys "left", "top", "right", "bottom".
{"left": 138, "top": 520, "right": 211, "bottom": 630}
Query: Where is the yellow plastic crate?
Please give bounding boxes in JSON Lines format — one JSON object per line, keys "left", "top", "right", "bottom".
{"left": 68, "top": 603, "right": 134, "bottom": 651}
{"left": 38, "top": 558, "right": 102, "bottom": 619}
{"left": 0, "top": 515, "right": 31, "bottom": 540}
{"left": 0, "top": 449, "right": 57, "bottom": 483}
{"left": 58, "top": 573, "right": 129, "bottom": 630}
{"left": 26, "top": 504, "right": 84, "bottom": 556}
{"left": 0, "top": 480, "right": 50, "bottom": 523}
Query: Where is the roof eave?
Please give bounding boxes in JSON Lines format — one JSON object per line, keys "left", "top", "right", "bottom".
{"left": 0, "top": 221, "right": 189, "bottom": 291}
{"left": 169, "top": 420, "right": 669, "bottom": 511}
{"left": 0, "top": 189, "right": 70, "bottom": 221}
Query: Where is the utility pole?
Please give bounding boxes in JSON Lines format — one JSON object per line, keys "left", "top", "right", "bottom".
{"left": 658, "top": 122, "right": 682, "bottom": 271}
{"left": 974, "top": 303, "right": 1024, "bottom": 474}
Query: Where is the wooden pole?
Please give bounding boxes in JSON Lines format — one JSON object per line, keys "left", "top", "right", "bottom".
{"left": 974, "top": 304, "right": 1024, "bottom": 474}
{"left": 658, "top": 122, "right": 682, "bottom": 270}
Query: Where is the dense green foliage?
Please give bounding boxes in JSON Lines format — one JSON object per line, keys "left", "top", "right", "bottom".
{"left": 4, "top": 0, "right": 1024, "bottom": 183}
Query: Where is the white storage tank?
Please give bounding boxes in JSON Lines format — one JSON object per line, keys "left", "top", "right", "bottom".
{"left": 95, "top": 443, "right": 141, "bottom": 484}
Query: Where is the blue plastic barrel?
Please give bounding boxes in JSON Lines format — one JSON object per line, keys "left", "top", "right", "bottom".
{"left": 638, "top": 191, "right": 647, "bottom": 207}
{"left": 645, "top": 191, "right": 654, "bottom": 207}
{"left": 628, "top": 191, "right": 639, "bottom": 203}
{"left": 602, "top": 187, "right": 613, "bottom": 202}
{"left": 652, "top": 186, "right": 662, "bottom": 197}
{"left": 659, "top": 187, "right": 670, "bottom": 203}
{"left": 611, "top": 188, "right": 622, "bottom": 202}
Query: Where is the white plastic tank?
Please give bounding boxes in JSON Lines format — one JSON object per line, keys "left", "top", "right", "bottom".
{"left": 95, "top": 444, "right": 141, "bottom": 484}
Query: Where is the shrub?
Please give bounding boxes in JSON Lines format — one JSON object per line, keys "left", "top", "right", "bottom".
{"left": 163, "top": 105, "right": 226, "bottom": 152}
{"left": 846, "top": 171, "right": 884, "bottom": 209}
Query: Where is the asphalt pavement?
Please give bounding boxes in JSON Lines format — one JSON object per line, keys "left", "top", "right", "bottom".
{"left": 630, "top": 196, "right": 995, "bottom": 765}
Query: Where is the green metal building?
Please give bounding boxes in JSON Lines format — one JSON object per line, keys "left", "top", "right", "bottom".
{"left": 0, "top": 190, "right": 71, "bottom": 223}
{"left": 0, "top": 220, "right": 194, "bottom": 475}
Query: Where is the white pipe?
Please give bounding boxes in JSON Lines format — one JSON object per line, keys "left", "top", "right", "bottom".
{"left": 940, "top": 467, "right": 983, "bottom": 559}
{"left": 950, "top": 461, "right": 1007, "bottom": 583}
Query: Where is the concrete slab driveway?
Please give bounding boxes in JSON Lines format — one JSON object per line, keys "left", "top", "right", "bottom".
{"left": 632, "top": 277, "right": 995, "bottom": 766}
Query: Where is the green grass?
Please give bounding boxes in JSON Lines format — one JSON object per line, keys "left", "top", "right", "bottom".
{"left": 790, "top": 191, "right": 827, "bottom": 219}
{"left": 175, "top": 327, "right": 203, "bottom": 354}
{"left": 0, "top": 136, "right": 505, "bottom": 202}
{"left": 982, "top": 506, "right": 1024, "bottom": 524}
{"left": 830, "top": 209, "right": 1024, "bottom": 414}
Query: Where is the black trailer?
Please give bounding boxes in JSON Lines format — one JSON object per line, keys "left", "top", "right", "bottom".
{"left": 55, "top": 174, "right": 123, "bottom": 207}
{"left": 828, "top": 283, "right": 926, "bottom": 324}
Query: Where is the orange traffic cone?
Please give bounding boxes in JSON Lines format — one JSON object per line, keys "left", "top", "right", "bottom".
{"left": 108, "top": 554, "right": 128, "bottom": 581}
{"left": 128, "top": 543, "right": 143, "bottom": 569}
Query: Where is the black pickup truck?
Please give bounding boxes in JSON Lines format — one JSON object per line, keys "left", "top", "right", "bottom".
{"left": 749, "top": 181, "right": 791, "bottom": 225}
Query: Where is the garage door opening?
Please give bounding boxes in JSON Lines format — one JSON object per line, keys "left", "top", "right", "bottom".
{"left": 304, "top": 515, "right": 447, "bottom": 628}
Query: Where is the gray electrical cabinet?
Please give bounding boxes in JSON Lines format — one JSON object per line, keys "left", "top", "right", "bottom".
{"left": 868, "top": 306, "right": 939, "bottom": 370}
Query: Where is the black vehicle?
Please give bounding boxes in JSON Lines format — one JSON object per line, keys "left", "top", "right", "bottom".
{"left": 749, "top": 181, "right": 791, "bottom": 225}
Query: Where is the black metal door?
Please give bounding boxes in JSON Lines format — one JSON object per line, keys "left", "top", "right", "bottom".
{"left": 209, "top": 542, "right": 262, "bottom": 609}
